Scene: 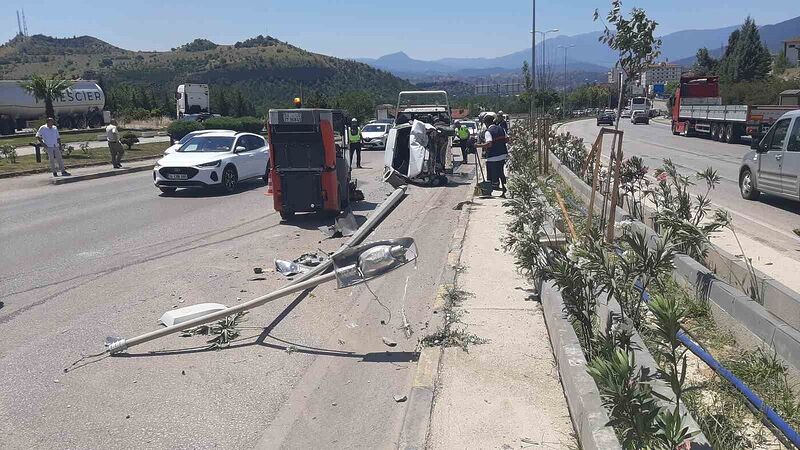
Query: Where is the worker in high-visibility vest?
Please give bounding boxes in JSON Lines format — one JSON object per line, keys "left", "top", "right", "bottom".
{"left": 348, "top": 118, "right": 363, "bottom": 168}
{"left": 455, "top": 120, "right": 471, "bottom": 163}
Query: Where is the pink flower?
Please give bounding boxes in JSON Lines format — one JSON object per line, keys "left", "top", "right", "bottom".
{"left": 656, "top": 172, "right": 668, "bottom": 182}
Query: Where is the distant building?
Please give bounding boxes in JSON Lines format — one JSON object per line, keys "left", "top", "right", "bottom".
{"left": 607, "top": 66, "right": 626, "bottom": 84}
{"left": 640, "top": 63, "right": 682, "bottom": 87}
{"left": 785, "top": 38, "right": 800, "bottom": 66}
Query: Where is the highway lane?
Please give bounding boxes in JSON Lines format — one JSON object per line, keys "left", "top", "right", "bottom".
{"left": 562, "top": 118, "right": 800, "bottom": 259}
{"left": 0, "top": 150, "right": 473, "bottom": 449}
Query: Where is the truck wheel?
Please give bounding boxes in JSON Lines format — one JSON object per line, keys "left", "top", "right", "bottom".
{"left": 680, "top": 122, "right": 691, "bottom": 137}
{"left": 0, "top": 117, "right": 14, "bottom": 136}
{"left": 725, "top": 124, "right": 738, "bottom": 144}
{"left": 671, "top": 122, "right": 679, "bottom": 135}
{"left": 739, "top": 169, "right": 759, "bottom": 200}
{"left": 710, "top": 123, "right": 719, "bottom": 141}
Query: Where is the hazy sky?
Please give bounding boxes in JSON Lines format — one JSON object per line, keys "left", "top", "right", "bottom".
{"left": 1, "top": 0, "right": 793, "bottom": 60}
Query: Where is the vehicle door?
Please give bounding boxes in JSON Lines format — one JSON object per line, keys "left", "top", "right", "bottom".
{"left": 250, "top": 134, "right": 270, "bottom": 174}
{"left": 233, "top": 135, "right": 258, "bottom": 178}
{"left": 757, "top": 118, "right": 790, "bottom": 194}
{"left": 779, "top": 118, "right": 800, "bottom": 197}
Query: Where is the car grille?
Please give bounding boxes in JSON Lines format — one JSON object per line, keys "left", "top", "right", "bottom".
{"left": 159, "top": 167, "right": 199, "bottom": 179}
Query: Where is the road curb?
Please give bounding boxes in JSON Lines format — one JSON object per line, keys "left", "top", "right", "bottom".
{"left": 397, "top": 179, "right": 474, "bottom": 450}
{"left": 50, "top": 163, "right": 154, "bottom": 185}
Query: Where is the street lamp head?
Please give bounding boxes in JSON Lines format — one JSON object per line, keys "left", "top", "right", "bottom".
{"left": 332, "top": 238, "right": 418, "bottom": 288}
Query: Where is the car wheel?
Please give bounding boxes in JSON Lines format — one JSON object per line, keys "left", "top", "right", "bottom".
{"left": 159, "top": 187, "right": 177, "bottom": 195}
{"left": 740, "top": 169, "right": 760, "bottom": 200}
{"left": 221, "top": 165, "right": 238, "bottom": 194}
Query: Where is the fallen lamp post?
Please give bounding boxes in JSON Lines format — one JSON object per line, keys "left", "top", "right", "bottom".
{"left": 105, "top": 238, "right": 418, "bottom": 355}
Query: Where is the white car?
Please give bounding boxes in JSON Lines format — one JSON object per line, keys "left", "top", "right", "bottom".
{"left": 361, "top": 123, "right": 390, "bottom": 150}
{"left": 153, "top": 131, "right": 269, "bottom": 194}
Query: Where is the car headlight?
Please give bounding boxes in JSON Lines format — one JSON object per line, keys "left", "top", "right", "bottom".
{"left": 198, "top": 160, "right": 221, "bottom": 168}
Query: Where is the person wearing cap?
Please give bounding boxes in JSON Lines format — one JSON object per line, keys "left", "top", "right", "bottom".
{"left": 348, "top": 118, "right": 363, "bottom": 168}
{"left": 36, "top": 117, "right": 70, "bottom": 177}
{"left": 476, "top": 114, "right": 509, "bottom": 197}
{"left": 497, "top": 110, "right": 509, "bottom": 133}
{"left": 455, "top": 120, "right": 471, "bottom": 163}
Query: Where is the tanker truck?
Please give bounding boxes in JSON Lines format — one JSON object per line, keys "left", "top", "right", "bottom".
{"left": 0, "top": 80, "right": 107, "bottom": 135}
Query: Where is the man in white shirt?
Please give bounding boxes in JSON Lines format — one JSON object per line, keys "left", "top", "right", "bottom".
{"left": 106, "top": 119, "right": 124, "bottom": 168}
{"left": 36, "top": 117, "right": 70, "bottom": 177}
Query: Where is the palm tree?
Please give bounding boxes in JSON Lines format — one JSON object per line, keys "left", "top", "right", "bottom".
{"left": 18, "top": 74, "right": 74, "bottom": 120}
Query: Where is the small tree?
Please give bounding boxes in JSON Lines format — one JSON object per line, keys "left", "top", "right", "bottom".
{"left": 594, "top": 0, "right": 661, "bottom": 127}
{"left": 19, "top": 74, "right": 75, "bottom": 120}
{"left": 120, "top": 132, "right": 139, "bottom": 150}
{"left": 774, "top": 49, "right": 791, "bottom": 75}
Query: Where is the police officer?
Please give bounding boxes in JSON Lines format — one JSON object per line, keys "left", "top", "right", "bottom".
{"left": 475, "top": 113, "right": 509, "bottom": 197}
{"left": 348, "top": 118, "right": 363, "bottom": 168}
{"left": 455, "top": 120, "right": 471, "bottom": 163}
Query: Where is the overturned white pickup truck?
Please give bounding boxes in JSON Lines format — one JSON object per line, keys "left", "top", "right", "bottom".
{"left": 383, "top": 90, "right": 454, "bottom": 187}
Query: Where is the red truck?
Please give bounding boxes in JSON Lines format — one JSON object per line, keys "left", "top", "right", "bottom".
{"left": 669, "top": 76, "right": 799, "bottom": 144}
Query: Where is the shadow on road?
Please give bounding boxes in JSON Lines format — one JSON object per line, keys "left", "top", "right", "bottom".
{"left": 159, "top": 179, "right": 266, "bottom": 198}
{"left": 754, "top": 194, "right": 800, "bottom": 217}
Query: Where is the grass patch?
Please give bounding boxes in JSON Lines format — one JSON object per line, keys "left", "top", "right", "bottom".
{"left": 0, "top": 141, "right": 168, "bottom": 175}
{"left": 420, "top": 285, "right": 487, "bottom": 351}
{"left": 0, "top": 130, "right": 112, "bottom": 148}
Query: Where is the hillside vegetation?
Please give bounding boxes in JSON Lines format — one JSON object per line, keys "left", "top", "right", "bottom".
{"left": 0, "top": 34, "right": 414, "bottom": 116}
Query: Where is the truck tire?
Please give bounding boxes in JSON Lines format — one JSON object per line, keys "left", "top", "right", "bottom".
{"left": 671, "top": 122, "right": 679, "bottom": 135}
{"left": 725, "top": 124, "right": 738, "bottom": 144}
{"left": 739, "top": 168, "right": 759, "bottom": 200}
{"left": 711, "top": 123, "right": 720, "bottom": 141}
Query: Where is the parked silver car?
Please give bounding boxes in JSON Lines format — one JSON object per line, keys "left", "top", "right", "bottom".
{"left": 739, "top": 110, "right": 800, "bottom": 201}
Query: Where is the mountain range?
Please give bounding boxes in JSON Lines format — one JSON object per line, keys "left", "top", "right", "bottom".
{"left": 0, "top": 35, "right": 413, "bottom": 112}
{"left": 357, "top": 15, "right": 800, "bottom": 78}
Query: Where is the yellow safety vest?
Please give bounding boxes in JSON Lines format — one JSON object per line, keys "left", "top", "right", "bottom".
{"left": 349, "top": 128, "right": 361, "bottom": 144}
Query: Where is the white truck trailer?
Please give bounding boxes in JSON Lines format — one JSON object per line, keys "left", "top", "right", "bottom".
{"left": 0, "top": 80, "right": 106, "bottom": 135}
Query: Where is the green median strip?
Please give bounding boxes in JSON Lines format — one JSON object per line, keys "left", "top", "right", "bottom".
{"left": 0, "top": 142, "right": 169, "bottom": 176}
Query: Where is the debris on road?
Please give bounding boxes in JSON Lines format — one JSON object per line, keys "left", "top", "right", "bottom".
{"left": 382, "top": 337, "right": 397, "bottom": 347}
{"left": 318, "top": 209, "right": 358, "bottom": 238}
{"left": 253, "top": 267, "right": 264, "bottom": 274}
{"left": 276, "top": 252, "right": 326, "bottom": 277}
{"left": 248, "top": 277, "right": 267, "bottom": 281}
{"left": 453, "top": 200, "right": 475, "bottom": 211}
{"left": 393, "top": 394, "right": 407, "bottom": 403}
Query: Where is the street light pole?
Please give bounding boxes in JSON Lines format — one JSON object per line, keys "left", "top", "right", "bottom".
{"left": 534, "top": 29, "right": 559, "bottom": 92}
{"left": 530, "top": 0, "right": 536, "bottom": 122}
{"left": 558, "top": 44, "right": 575, "bottom": 118}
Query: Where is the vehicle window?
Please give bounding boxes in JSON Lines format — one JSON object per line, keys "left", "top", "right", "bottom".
{"left": 178, "top": 136, "right": 234, "bottom": 153}
{"left": 769, "top": 119, "right": 791, "bottom": 151}
{"left": 788, "top": 119, "right": 800, "bottom": 152}
{"left": 234, "top": 136, "right": 250, "bottom": 151}
{"left": 362, "top": 125, "right": 386, "bottom": 132}
{"left": 249, "top": 135, "right": 266, "bottom": 149}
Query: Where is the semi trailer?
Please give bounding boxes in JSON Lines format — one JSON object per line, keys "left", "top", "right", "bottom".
{"left": 669, "top": 76, "right": 800, "bottom": 144}
{"left": 0, "top": 80, "right": 107, "bottom": 135}
{"left": 176, "top": 84, "right": 209, "bottom": 118}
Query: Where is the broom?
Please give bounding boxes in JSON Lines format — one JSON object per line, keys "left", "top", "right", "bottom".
{"left": 474, "top": 148, "right": 493, "bottom": 197}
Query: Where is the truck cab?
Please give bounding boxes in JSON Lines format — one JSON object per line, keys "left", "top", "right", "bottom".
{"left": 176, "top": 84, "right": 209, "bottom": 118}
{"left": 740, "top": 110, "right": 800, "bottom": 201}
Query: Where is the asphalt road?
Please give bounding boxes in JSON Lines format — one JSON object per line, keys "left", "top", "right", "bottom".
{"left": 562, "top": 118, "right": 800, "bottom": 258}
{"left": 0, "top": 151, "right": 473, "bottom": 449}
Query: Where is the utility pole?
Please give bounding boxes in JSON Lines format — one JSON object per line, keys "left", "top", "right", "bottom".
{"left": 534, "top": 29, "right": 558, "bottom": 93}
{"left": 558, "top": 44, "right": 574, "bottom": 118}
{"left": 530, "top": 0, "right": 536, "bottom": 121}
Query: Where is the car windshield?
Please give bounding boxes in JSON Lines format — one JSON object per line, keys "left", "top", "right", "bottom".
{"left": 178, "top": 136, "right": 234, "bottom": 153}
{"left": 178, "top": 132, "right": 203, "bottom": 144}
{"left": 362, "top": 125, "right": 386, "bottom": 132}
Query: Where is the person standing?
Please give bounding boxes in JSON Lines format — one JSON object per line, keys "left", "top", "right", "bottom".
{"left": 455, "top": 120, "right": 471, "bottom": 163}
{"left": 476, "top": 114, "right": 509, "bottom": 197}
{"left": 497, "top": 110, "right": 509, "bottom": 133}
{"left": 106, "top": 119, "right": 124, "bottom": 169}
{"left": 36, "top": 117, "right": 70, "bottom": 177}
{"left": 348, "top": 118, "right": 363, "bottom": 168}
